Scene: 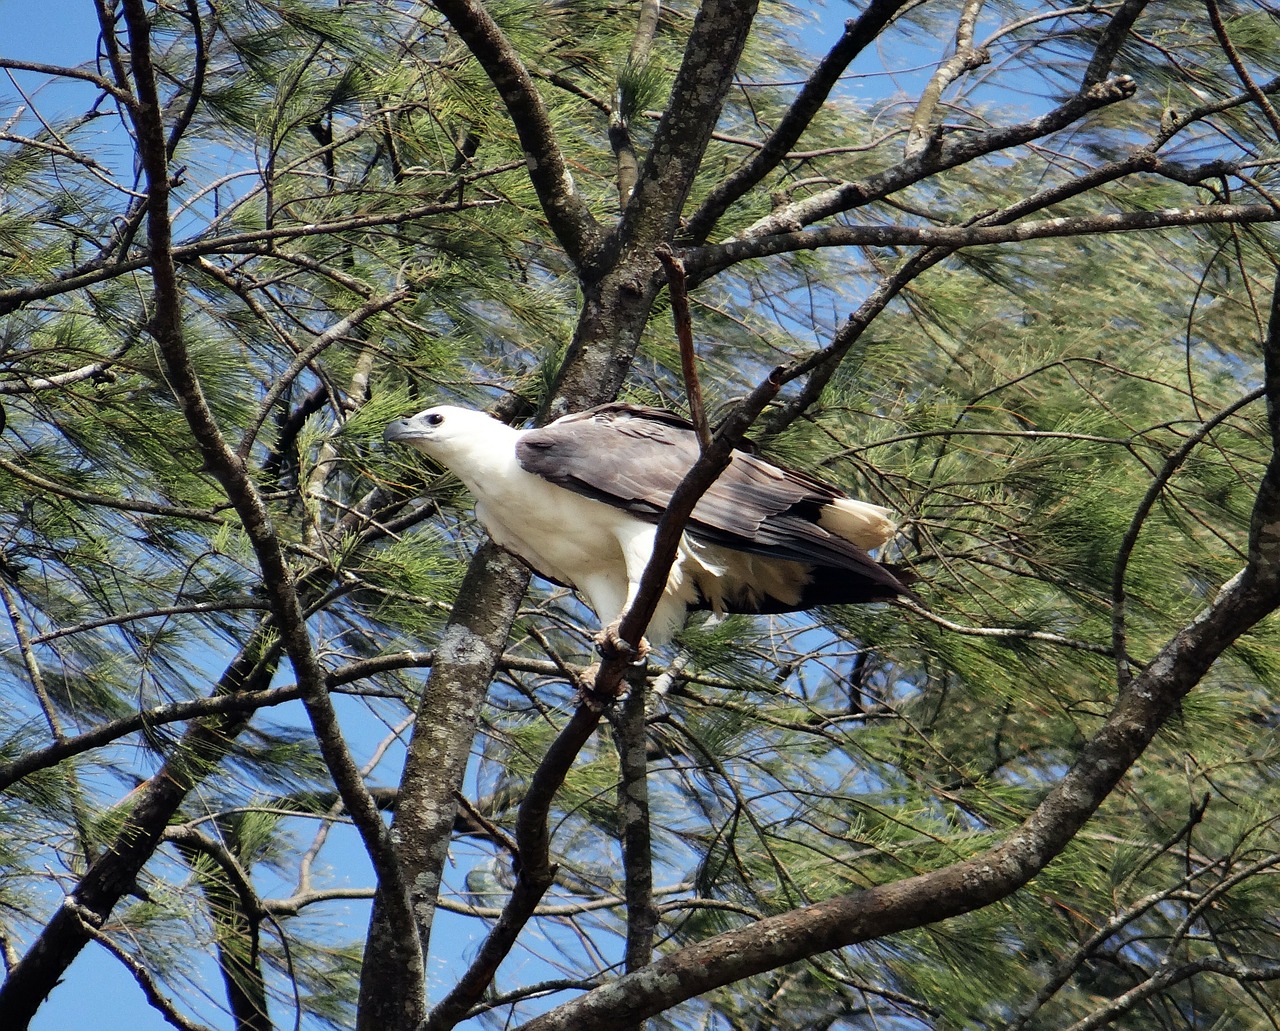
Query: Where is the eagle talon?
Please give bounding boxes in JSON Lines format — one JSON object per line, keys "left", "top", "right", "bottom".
{"left": 574, "top": 664, "right": 611, "bottom": 710}
{"left": 594, "top": 621, "right": 650, "bottom": 665}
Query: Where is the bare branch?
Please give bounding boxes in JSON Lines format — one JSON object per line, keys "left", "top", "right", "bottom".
{"left": 0, "top": 685, "right": 302, "bottom": 793}
{"left": 896, "top": 599, "right": 1112, "bottom": 655}
{"left": 688, "top": 201, "right": 1280, "bottom": 274}
{"left": 655, "top": 245, "right": 711, "bottom": 448}
{"left": 422, "top": 702, "right": 605, "bottom": 1031}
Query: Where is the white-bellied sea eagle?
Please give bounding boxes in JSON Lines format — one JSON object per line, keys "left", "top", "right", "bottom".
{"left": 383, "top": 403, "right": 913, "bottom": 653}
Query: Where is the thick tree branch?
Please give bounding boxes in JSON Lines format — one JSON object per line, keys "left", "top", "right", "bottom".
{"left": 619, "top": 0, "right": 759, "bottom": 246}
{"left": 612, "top": 683, "right": 658, "bottom": 991}
{"left": 358, "top": 542, "right": 529, "bottom": 1031}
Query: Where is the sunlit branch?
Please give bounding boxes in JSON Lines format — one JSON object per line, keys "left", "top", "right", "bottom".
{"left": 903, "top": 0, "right": 988, "bottom": 159}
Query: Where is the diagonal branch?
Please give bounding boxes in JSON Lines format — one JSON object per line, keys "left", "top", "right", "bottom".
{"left": 902, "top": 0, "right": 989, "bottom": 159}
{"left": 1081, "top": 0, "right": 1149, "bottom": 88}
{"left": 656, "top": 245, "right": 710, "bottom": 448}
{"left": 422, "top": 702, "right": 604, "bottom": 1031}
{"left": 430, "top": 0, "right": 603, "bottom": 265}
{"left": 1205, "top": 0, "right": 1280, "bottom": 142}
{"left": 738, "top": 75, "right": 1138, "bottom": 240}
{"left": 685, "top": 0, "right": 911, "bottom": 242}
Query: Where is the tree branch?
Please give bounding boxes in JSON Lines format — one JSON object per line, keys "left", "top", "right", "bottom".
{"left": 116, "top": 0, "right": 414, "bottom": 969}
{"left": 737, "top": 75, "right": 1137, "bottom": 240}
{"left": 422, "top": 702, "right": 604, "bottom": 1031}
{"left": 619, "top": 0, "right": 760, "bottom": 246}
{"left": 688, "top": 202, "right": 1280, "bottom": 276}
{"left": 430, "top": 0, "right": 603, "bottom": 264}
{"left": 612, "top": 683, "right": 658, "bottom": 992}
{"left": 903, "top": 0, "right": 989, "bottom": 160}
{"left": 359, "top": 543, "right": 529, "bottom": 1031}
{"left": 0, "top": 685, "right": 302, "bottom": 793}
{"left": 685, "top": 0, "right": 912, "bottom": 242}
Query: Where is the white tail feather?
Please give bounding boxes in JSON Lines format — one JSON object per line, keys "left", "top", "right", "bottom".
{"left": 818, "top": 498, "right": 897, "bottom": 552}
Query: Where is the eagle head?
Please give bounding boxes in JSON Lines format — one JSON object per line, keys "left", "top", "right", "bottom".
{"left": 383, "top": 405, "right": 520, "bottom": 473}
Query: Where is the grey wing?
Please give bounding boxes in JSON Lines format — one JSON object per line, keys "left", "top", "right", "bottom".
{"left": 516, "top": 405, "right": 881, "bottom": 570}
{"left": 516, "top": 405, "right": 696, "bottom": 517}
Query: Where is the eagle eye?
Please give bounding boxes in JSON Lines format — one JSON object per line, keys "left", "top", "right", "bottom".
{"left": 426, "top": 412, "right": 445, "bottom": 426}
